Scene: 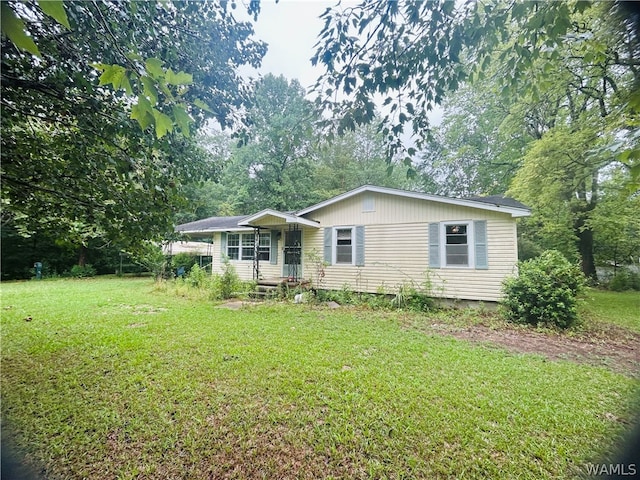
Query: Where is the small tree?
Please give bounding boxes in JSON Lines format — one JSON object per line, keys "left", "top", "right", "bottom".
{"left": 306, "top": 248, "right": 328, "bottom": 291}
{"left": 171, "top": 253, "right": 198, "bottom": 276}
{"left": 502, "top": 250, "right": 585, "bottom": 329}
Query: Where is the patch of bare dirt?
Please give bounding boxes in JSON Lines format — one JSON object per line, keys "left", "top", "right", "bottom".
{"left": 428, "top": 321, "right": 640, "bottom": 376}
{"left": 216, "top": 300, "right": 259, "bottom": 310}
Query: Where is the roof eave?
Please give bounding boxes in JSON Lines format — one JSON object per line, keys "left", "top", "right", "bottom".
{"left": 297, "top": 185, "right": 531, "bottom": 218}
{"left": 238, "top": 209, "right": 320, "bottom": 228}
{"left": 176, "top": 227, "right": 254, "bottom": 234}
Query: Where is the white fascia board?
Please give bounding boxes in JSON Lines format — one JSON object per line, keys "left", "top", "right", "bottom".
{"left": 177, "top": 227, "right": 254, "bottom": 234}
{"left": 238, "top": 209, "right": 320, "bottom": 228}
{"left": 296, "top": 185, "right": 531, "bottom": 218}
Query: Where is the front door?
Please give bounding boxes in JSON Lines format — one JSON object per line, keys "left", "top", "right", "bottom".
{"left": 283, "top": 228, "right": 302, "bottom": 280}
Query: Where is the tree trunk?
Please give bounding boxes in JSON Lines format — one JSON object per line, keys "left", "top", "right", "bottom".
{"left": 78, "top": 245, "right": 88, "bottom": 267}
{"left": 575, "top": 222, "right": 597, "bottom": 279}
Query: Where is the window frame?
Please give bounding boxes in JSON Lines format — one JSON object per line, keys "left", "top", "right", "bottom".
{"left": 439, "top": 221, "right": 475, "bottom": 268}
{"left": 258, "top": 232, "right": 271, "bottom": 261}
{"left": 226, "top": 233, "right": 240, "bottom": 260}
{"left": 333, "top": 226, "right": 355, "bottom": 265}
{"left": 241, "top": 233, "right": 255, "bottom": 261}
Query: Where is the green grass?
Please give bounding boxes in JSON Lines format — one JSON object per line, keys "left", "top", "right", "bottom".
{"left": 581, "top": 288, "right": 640, "bottom": 333}
{"left": 1, "top": 278, "right": 638, "bottom": 479}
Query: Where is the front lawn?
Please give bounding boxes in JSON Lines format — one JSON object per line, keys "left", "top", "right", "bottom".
{"left": 581, "top": 288, "right": 640, "bottom": 333}
{"left": 1, "top": 278, "right": 638, "bottom": 479}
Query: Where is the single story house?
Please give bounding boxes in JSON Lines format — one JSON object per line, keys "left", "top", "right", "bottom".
{"left": 173, "top": 185, "right": 530, "bottom": 302}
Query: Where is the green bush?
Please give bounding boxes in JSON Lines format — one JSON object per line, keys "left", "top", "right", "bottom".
{"left": 392, "top": 283, "right": 435, "bottom": 312}
{"left": 608, "top": 269, "right": 640, "bottom": 292}
{"left": 171, "top": 253, "right": 198, "bottom": 276}
{"left": 131, "top": 243, "right": 168, "bottom": 279}
{"left": 219, "top": 260, "right": 240, "bottom": 299}
{"left": 502, "top": 250, "right": 585, "bottom": 329}
{"left": 68, "top": 264, "right": 97, "bottom": 278}
{"left": 185, "top": 264, "right": 208, "bottom": 288}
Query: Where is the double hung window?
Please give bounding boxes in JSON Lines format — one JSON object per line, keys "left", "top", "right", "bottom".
{"left": 444, "top": 224, "right": 469, "bottom": 266}
{"left": 258, "top": 233, "right": 271, "bottom": 261}
{"left": 335, "top": 228, "right": 354, "bottom": 264}
{"left": 429, "top": 220, "right": 487, "bottom": 269}
{"left": 227, "top": 232, "right": 271, "bottom": 261}
{"left": 227, "top": 234, "right": 240, "bottom": 260}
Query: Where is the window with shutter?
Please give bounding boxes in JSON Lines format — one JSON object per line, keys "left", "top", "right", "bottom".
{"left": 433, "top": 221, "right": 484, "bottom": 269}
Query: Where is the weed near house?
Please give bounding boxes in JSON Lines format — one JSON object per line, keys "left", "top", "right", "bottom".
{"left": 1, "top": 277, "right": 638, "bottom": 479}
{"left": 158, "top": 261, "right": 255, "bottom": 301}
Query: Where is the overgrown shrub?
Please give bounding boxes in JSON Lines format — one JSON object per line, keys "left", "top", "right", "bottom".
{"left": 218, "top": 260, "right": 240, "bottom": 299}
{"left": 175, "top": 260, "right": 253, "bottom": 301}
{"left": 68, "top": 264, "right": 96, "bottom": 278}
{"left": 131, "top": 243, "right": 168, "bottom": 279}
{"left": 502, "top": 250, "right": 585, "bottom": 329}
{"left": 185, "top": 264, "right": 208, "bottom": 288}
{"left": 171, "top": 253, "right": 198, "bottom": 276}
{"left": 392, "top": 283, "right": 435, "bottom": 312}
{"left": 608, "top": 269, "right": 640, "bottom": 292}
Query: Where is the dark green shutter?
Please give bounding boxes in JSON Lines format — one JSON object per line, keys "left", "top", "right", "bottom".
{"left": 474, "top": 220, "right": 488, "bottom": 269}
{"left": 220, "top": 232, "right": 227, "bottom": 261}
{"left": 323, "top": 227, "right": 332, "bottom": 264}
{"left": 428, "top": 223, "right": 440, "bottom": 268}
{"left": 355, "top": 225, "right": 365, "bottom": 266}
{"left": 270, "top": 230, "right": 278, "bottom": 265}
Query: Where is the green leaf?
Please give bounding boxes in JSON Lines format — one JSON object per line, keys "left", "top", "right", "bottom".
{"left": 152, "top": 108, "right": 173, "bottom": 138}
{"left": 131, "top": 95, "right": 154, "bottom": 130}
{"left": 145, "top": 58, "right": 164, "bottom": 79}
{"left": 172, "top": 105, "right": 192, "bottom": 137}
{"left": 121, "top": 74, "right": 133, "bottom": 96}
{"left": 126, "top": 51, "right": 143, "bottom": 62}
{"left": 98, "top": 65, "right": 127, "bottom": 89}
{"left": 165, "top": 68, "right": 193, "bottom": 86}
{"left": 91, "top": 63, "right": 109, "bottom": 72}
{"left": 141, "top": 76, "right": 159, "bottom": 106}
{"left": 193, "top": 98, "right": 213, "bottom": 113}
{"left": 37, "top": 0, "right": 70, "bottom": 29}
{"left": 1, "top": 3, "right": 41, "bottom": 57}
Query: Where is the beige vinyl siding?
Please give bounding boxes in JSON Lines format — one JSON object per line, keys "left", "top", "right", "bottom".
{"left": 303, "top": 191, "right": 502, "bottom": 226}
{"left": 303, "top": 192, "right": 519, "bottom": 302}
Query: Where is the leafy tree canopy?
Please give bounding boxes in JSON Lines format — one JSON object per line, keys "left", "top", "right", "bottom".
{"left": 313, "top": 0, "right": 639, "bottom": 180}
{"left": 1, "top": 0, "right": 266, "bottom": 253}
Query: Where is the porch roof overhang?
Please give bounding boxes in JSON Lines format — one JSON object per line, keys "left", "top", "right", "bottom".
{"left": 238, "top": 209, "right": 320, "bottom": 229}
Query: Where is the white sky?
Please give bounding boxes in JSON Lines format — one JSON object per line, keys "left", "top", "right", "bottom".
{"left": 241, "top": 0, "right": 336, "bottom": 93}
{"left": 240, "top": 0, "right": 443, "bottom": 126}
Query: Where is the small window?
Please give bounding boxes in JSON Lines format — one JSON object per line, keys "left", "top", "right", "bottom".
{"left": 241, "top": 233, "right": 255, "bottom": 260}
{"left": 335, "top": 227, "right": 353, "bottom": 264}
{"left": 258, "top": 232, "right": 271, "bottom": 261}
{"left": 227, "top": 234, "right": 239, "bottom": 260}
{"left": 445, "top": 223, "right": 469, "bottom": 266}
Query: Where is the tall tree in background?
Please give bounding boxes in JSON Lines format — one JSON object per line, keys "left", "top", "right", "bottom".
{"left": 313, "top": 0, "right": 638, "bottom": 176}
{"left": 506, "top": 2, "right": 638, "bottom": 278}
{"left": 233, "top": 74, "right": 319, "bottom": 212}
{"left": 314, "top": 122, "right": 416, "bottom": 199}
{"left": 417, "top": 82, "right": 526, "bottom": 197}
{"left": 1, "top": 1, "right": 266, "bottom": 259}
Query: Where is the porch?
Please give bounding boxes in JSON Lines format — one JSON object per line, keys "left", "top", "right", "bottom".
{"left": 238, "top": 209, "right": 320, "bottom": 282}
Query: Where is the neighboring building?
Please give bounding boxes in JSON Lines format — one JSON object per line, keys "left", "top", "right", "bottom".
{"left": 173, "top": 185, "right": 530, "bottom": 302}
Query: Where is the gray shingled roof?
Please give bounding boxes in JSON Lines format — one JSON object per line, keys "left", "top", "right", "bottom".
{"left": 175, "top": 215, "right": 249, "bottom": 232}
{"left": 465, "top": 195, "right": 530, "bottom": 210}
{"left": 175, "top": 191, "right": 530, "bottom": 233}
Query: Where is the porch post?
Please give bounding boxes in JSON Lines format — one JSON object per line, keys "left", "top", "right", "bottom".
{"left": 253, "top": 227, "right": 260, "bottom": 280}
